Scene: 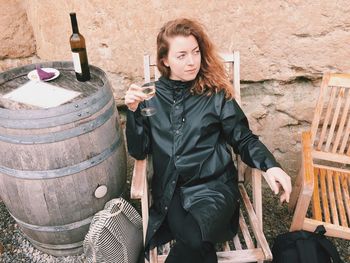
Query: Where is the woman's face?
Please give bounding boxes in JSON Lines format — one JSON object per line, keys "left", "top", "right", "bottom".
{"left": 163, "top": 35, "right": 201, "bottom": 82}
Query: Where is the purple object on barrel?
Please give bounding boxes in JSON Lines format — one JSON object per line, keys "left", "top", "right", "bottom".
{"left": 35, "top": 65, "right": 56, "bottom": 81}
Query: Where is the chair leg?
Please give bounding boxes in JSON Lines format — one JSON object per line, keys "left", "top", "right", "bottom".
{"left": 290, "top": 188, "right": 312, "bottom": 231}
{"left": 289, "top": 169, "right": 303, "bottom": 211}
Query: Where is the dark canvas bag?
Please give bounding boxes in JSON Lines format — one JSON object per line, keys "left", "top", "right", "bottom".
{"left": 272, "top": 225, "right": 343, "bottom": 263}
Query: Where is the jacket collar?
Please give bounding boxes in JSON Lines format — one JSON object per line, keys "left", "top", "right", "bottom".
{"left": 159, "top": 76, "right": 194, "bottom": 90}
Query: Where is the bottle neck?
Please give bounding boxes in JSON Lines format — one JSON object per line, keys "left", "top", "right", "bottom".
{"left": 70, "top": 13, "right": 79, "bottom": 34}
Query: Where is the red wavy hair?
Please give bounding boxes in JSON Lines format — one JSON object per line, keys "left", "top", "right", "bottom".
{"left": 156, "top": 18, "right": 234, "bottom": 98}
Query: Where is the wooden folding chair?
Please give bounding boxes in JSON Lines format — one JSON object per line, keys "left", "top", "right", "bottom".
{"left": 130, "top": 51, "right": 273, "bottom": 262}
{"left": 290, "top": 73, "right": 350, "bottom": 240}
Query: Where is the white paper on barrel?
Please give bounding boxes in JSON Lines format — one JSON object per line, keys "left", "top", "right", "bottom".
{"left": 3, "top": 80, "right": 81, "bottom": 108}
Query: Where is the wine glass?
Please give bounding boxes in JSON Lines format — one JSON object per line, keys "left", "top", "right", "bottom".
{"left": 140, "top": 82, "right": 156, "bottom": 116}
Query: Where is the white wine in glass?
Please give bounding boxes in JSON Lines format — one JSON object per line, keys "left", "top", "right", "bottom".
{"left": 141, "top": 82, "right": 156, "bottom": 116}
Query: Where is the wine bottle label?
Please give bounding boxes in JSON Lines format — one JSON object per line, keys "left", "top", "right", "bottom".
{"left": 72, "top": 52, "right": 82, "bottom": 73}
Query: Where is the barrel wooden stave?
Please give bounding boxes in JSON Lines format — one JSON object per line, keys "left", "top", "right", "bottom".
{"left": 0, "top": 96, "right": 116, "bottom": 171}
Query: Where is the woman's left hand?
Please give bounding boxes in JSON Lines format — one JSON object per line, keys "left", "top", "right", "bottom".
{"left": 263, "top": 167, "right": 292, "bottom": 204}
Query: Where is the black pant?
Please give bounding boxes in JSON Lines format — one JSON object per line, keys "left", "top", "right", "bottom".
{"left": 165, "top": 190, "right": 218, "bottom": 263}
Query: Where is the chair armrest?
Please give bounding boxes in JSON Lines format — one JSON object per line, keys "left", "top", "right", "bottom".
{"left": 301, "top": 131, "right": 314, "bottom": 193}
{"left": 130, "top": 159, "right": 147, "bottom": 199}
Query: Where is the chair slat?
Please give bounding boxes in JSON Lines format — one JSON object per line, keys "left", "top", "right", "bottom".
{"left": 334, "top": 171, "right": 348, "bottom": 227}
{"left": 239, "top": 211, "right": 255, "bottom": 249}
{"left": 340, "top": 104, "right": 350, "bottom": 154}
{"left": 222, "top": 241, "right": 231, "bottom": 251}
{"left": 332, "top": 89, "right": 350, "bottom": 153}
{"left": 341, "top": 172, "right": 350, "bottom": 223}
{"left": 346, "top": 128, "right": 350, "bottom": 155}
{"left": 326, "top": 170, "right": 339, "bottom": 225}
{"left": 312, "top": 168, "right": 322, "bottom": 220}
{"left": 310, "top": 74, "right": 330, "bottom": 145}
{"left": 317, "top": 86, "right": 337, "bottom": 151}
{"left": 325, "top": 87, "right": 344, "bottom": 152}
{"left": 233, "top": 235, "right": 242, "bottom": 250}
{"left": 320, "top": 168, "right": 331, "bottom": 223}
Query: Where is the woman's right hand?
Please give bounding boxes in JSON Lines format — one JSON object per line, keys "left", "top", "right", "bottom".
{"left": 263, "top": 167, "right": 292, "bottom": 203}
{"left": 124, "top": 84, "right": 148, "bottom": 112}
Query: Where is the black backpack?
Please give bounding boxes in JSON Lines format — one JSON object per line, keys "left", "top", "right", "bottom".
{"left": 272, "top": 225, "right": 344, "bottom": 263}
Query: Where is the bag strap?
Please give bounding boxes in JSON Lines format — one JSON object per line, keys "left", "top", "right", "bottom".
{"left": 314, "top": 225, "right": 343, "bottom": 263}
{"left": 315, "top": 236, "right": 344, "bottom": 263}
{"left": 108, "top": 199, "right": 125, "bottom": 217}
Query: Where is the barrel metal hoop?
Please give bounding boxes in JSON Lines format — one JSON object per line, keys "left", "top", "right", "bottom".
{"left": 0, "top": 89, "right": 113, "bottom": 129}
{"left": 10, "top": 212, "right": 93, "bottom": 232}
{"left": 0, "top": 133, "right": 122, "bottom": 179}
{"left": 0, "top": 103, "right": 115, "bottom": 144}
{"left": 25, "top": 237, "right": 84, "bottom": 250}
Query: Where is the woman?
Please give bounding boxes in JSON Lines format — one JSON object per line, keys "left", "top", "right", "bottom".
{"left": 125, "top": 18, "right": 292, "bottom": 263}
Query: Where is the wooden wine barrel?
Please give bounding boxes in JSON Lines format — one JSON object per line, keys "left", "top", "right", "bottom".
{"left": 0, "top": 62, "right": 127, "bottom": 256}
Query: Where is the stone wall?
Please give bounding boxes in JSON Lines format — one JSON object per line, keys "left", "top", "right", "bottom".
{"left": 1, "top": 0, "right": 350, "bottom": 176}
{"left": 0, "top": 0, "right": 35, "bottom": 59}
{"left": 0, "top": 0, "right": 36, "bottom": 70}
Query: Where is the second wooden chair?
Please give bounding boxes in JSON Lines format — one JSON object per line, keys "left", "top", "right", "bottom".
{"left": 290, "top": 73, "right": 350, "bottom": 240}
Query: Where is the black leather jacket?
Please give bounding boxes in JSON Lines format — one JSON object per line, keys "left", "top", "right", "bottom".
{"left": 126, "top": 76, "right": 280, "bottom": 251}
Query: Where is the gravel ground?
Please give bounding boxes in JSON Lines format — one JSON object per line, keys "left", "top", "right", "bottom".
{"left": 0, "top": 151, "right": 349, "bottom": 262}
